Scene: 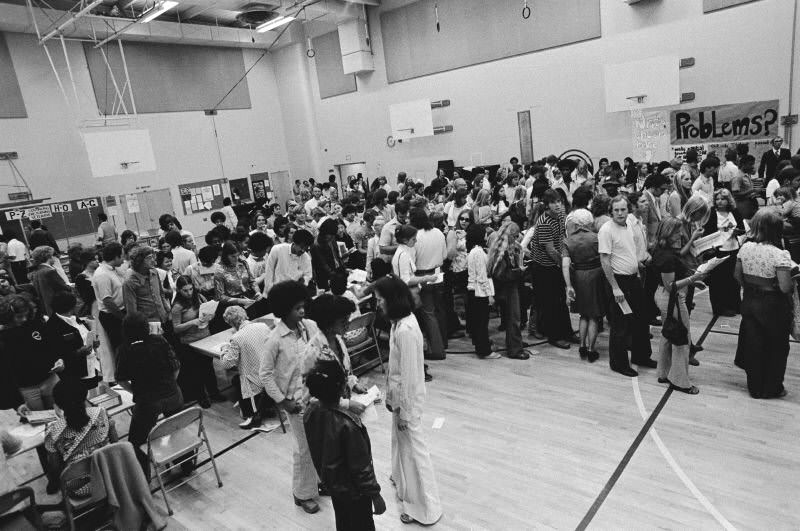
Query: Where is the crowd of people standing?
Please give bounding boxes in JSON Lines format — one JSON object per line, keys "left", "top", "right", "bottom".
{"left": 1, "top": 137, "right": 799, "bottom": 528}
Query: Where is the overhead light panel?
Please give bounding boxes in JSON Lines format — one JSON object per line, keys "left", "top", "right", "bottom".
{"left": 256, "top": 15, "right": 295, "bottom": 33}
{"left": 139, "top": 0, "right": 179, "bottom": 23}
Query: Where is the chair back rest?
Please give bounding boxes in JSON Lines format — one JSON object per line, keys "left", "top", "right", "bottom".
{"left": 0, "top": 487, "right": 33, "bottom": 515}
{"left": 347, "top": 311, "right": 375, "bottom": 331}
{"left": 343, "top": 311, "right": 375, "bottom": 347}
{"left": 148, "top": 406, "right": 203, "bottom": 442}
{"left": 60, "top": 454, "right": 92, "bottom": 486}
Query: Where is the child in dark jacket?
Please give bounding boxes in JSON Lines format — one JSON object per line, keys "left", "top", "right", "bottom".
{"left": 303, "top": 359, "right": 385, "bottom": 530}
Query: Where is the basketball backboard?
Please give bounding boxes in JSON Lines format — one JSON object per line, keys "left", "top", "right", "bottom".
{"left": 389, "top": 99, "right": 434, "bottom": 141}
{"left": 604, "top": 55, "right": 680, "bottom": 113}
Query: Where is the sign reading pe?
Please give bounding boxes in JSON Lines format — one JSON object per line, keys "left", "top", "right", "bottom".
{"left": 670, "top": 100, "right": 779, "bottom": 145}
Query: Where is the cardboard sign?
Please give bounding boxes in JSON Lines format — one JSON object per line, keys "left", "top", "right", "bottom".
{"left": 670, "top": 100, "right": 779, "bottom": 145}
{"left": 76, "top": 198, "right": 99, "bottom": 210}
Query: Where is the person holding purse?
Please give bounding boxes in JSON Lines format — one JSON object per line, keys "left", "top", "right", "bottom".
{"left": 651, "top": 218, "right": 708, "bottom": 394}
{"left": 487, "top": 220, "right": 530, "bottom": 360}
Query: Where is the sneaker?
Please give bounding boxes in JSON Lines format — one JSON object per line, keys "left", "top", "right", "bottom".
{"left": 483, "top": 352, "right": 501, "bottom": 359}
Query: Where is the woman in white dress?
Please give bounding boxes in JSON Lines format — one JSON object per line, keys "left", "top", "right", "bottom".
{"left": 374, "top": 276, "right": 442, "bottom": 525}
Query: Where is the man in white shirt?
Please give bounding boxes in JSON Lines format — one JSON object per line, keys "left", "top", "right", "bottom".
{"left": 6, "top": 231, "right": 28, "bottom": 283}
{"left": 379, "top": 199, "right": 410, "bottom": 262}
{"left": 691, "top": 156, "right": 719, "bottom": 203}
{"left": 220, "top": 197, "right": 238, "bottom": 232}
{"left": 717, "top": 147, "right": 741, "bottom": 188}
{"left": 409, "top": 207, "right": 450, "bottom": 358}
{"left": 304, "top": 187, "right": 323, "bottom": 216}
{"left": 598, "top": 196, "right": 656, "bottom": 377}
{"left": 93, "top": 242, "right": 126, "bottom": 382}
{"left": 444, "top": 189, "right": 470, "bottom": 228}
{"left": 262, "top": 229, "right": 314, "bottom": 297}
{"left": 544, "top": 154, "right": 559, "bottom": 185}
{"left": 164, "top": 231, "right": 197, "bottom": 275}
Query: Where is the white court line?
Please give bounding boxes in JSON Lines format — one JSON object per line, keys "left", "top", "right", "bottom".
{"left": 632, "top": 378, "right": 737, "bottom": 531}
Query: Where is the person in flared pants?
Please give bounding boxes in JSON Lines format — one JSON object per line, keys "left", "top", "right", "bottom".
{"left": 374, "top": 276, "right": 442, "bottom": 526}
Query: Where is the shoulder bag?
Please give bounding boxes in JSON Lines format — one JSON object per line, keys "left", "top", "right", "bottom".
{"left": 661, "top": 284, "right": 689, "bottom": 346}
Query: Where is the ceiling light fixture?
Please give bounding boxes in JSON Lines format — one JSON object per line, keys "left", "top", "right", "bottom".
{"left": 139, "top": 0, "right": 179, "bottom": 23}
{"left": 256, "top": 15, "right": 295, "bottom": 33}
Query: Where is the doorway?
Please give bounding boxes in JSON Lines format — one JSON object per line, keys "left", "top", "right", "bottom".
{"left": 335, "top": 162, "right": 367, "bottom": 194}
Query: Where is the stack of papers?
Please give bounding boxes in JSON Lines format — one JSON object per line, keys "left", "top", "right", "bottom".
{"left": 691, "top": 231, "right": 730, "bottom": 257}
{"left": 24, "top": 410, "right": 58, "bottom": 425}
{"left": 198, "top": 300, "right": 219, "bottom": 328}
{"left": 696, "top": 255, "right": 730, "bottom": 274}
{"left": 352, "top": 385, "right": 381, "bottom": 423}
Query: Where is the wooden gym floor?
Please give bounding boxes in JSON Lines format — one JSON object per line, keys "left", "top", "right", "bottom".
{"left": 7, "top": 289, "right": 800, "bottom": 530}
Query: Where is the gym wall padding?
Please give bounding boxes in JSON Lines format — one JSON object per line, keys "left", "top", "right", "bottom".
{"left": 0, "top": 33, "right": 27, "bottom": 119}
{"left": 379, "top": 0, "right": 601, "bottom": 84}
{"left": 83, "top": 41, "right": 251, "bottom": 114}
{"left": 313, "top": 31, "right": 358, "bottom": 99}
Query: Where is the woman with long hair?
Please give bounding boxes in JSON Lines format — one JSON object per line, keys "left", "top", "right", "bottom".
{"left": 703, "top": 188, "right": 745, "bottom": 316}
{"left": 472, "top": 188, "right": 493, "bottom": 226}
{"left": 677, "top": 195, "right": 710, "bottom": 363}
{"left": 374, "top": 276, "right": 442, "bottom": 525}
{"left": 311, "top": 218, "right": 347, "bottom": 291}
{"left": 734, "top": 210, "right": 794, "bottom": 399}
{"left": 667, "top": 168, "right": 693, "bottom": 218}
{"left": 651, "top": 218, "right": 708, "bottom": 395}
{"left": 487, "top": 221, "right": 531, "bottom": 359}
{"left": 171, "top": 275, "right": 219, "bottom": 408}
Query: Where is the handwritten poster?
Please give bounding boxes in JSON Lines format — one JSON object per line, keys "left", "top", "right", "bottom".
{"left": 631, "top": 109, "right": 670, "bottom": 162}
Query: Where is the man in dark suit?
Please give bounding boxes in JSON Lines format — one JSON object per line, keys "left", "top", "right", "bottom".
{"left": 28, "top": 219, "right": 61, "bottom": 255}
{"left": 758, "top": 136, "right": 792, "bottom": 180}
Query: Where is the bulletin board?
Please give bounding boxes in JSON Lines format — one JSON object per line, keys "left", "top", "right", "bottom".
{"left": 179, "top": 179, "right": 227, "bottom": 215}
{"left": 0, "top": 196, "right": 102, "bottom": 244}
{"left": 250, "top": 172, "right": 274, "bottom": 202}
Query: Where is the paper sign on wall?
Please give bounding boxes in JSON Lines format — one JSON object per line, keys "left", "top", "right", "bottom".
{"left": 631, "top": 109, "right": 670, "bottom": 162}
{"left": 125, "top": 194, "right": 140, "bottom": 213}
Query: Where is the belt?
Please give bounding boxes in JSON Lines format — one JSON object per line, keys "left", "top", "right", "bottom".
{"left": 573, "top": 260, "right": 601, "bottom": 271}
{"left": 743, "top": 284, "right": 778, "bottom": 292}
{"left": 415, "top": 268, "right": 436, "bottom": 275}
{"left": 613, "top": 273, "right": 638, "bottom": 279}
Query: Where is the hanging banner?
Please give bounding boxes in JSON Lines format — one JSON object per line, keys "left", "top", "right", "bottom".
{"left": 671, "top": 139, "right": 774, "bottom": 164}
{"left": 631, "top": 109, "right": 670, "bottom": 162}
{"left": 670, "top": 100, "right": 779, "bottom": 145}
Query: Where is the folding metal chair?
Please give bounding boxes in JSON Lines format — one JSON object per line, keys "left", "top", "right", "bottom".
{"left": 141, "top": 406, "right": 223, "bottom": 515}
{"left": 343, "top": 311, "right": 385, "bottom": 374}
{"left": 59, "top": 456, "right": 109, "bottom": 531}
{"left": 0, "top": 487, "right": 44, "bottom": 531}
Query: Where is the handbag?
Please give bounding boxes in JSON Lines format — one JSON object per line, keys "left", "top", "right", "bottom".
{"left": 791, "top": 281, "right": 800, "bottom": 341}
{"left": 492, "top": 252, "right": 522, "bottom": 284}
{"left": 661, "top": 284, "right": 689, "bottom": 346}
